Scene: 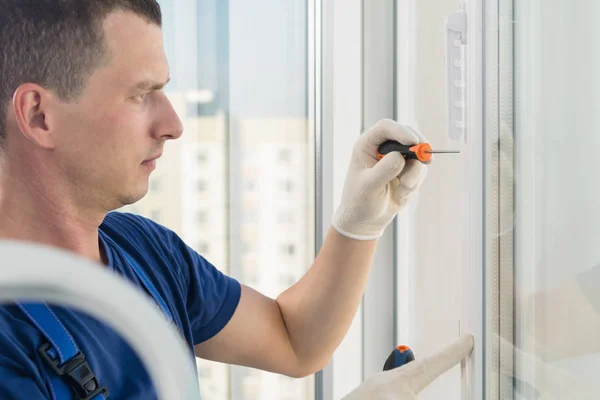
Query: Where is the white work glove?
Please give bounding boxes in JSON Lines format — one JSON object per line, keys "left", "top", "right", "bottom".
{"left": 342, "top": 334, "right": 474, "bottom": 400}
{"left": 332, "top": 119, "right": 430, "bottom": 240}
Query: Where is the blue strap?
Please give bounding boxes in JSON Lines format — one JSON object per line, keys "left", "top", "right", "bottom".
{"left": 16, "top": 245, "right": 170, "bottom": 400}
{"left": 17, "top": 303, "right": 78, "bottom": 366}
{"left": 120, "top": 251, "right": 173, "bottom": 324}
{"left": 17, "top": 303, "right": 108, "bottom": 400}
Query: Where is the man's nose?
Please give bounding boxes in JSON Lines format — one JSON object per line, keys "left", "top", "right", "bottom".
{"left": 166, "top": 113, "right": 184, "bottom": 140}
{"left": 154, "top": 93, "right": 184, "bottom": 140}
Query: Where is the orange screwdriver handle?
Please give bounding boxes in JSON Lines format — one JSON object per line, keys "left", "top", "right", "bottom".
{"left": 377, "top": 141, "right": 433, "bottom": 163}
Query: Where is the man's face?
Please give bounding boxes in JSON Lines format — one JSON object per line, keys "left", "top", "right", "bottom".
{"left": 51, "top": 11, "right": 183, "bottom": 210}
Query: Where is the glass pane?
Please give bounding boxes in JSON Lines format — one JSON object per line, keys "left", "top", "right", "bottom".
{"left": 488, "top": 0, "right": 600, "bottom": 398}
{"left": 121, "top": 1, "right": 315, "bottom": 399}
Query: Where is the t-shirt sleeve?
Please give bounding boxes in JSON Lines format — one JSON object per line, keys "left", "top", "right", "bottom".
{"left": 103, "top": 212, "right": 242, "bottom": 346}
{"left": 172, "top": 236, "right": 242, "bottom": 345}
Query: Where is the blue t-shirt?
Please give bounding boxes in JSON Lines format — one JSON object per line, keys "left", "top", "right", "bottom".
{"left": 0, "top": 212, "right": 241, "bottom": 399}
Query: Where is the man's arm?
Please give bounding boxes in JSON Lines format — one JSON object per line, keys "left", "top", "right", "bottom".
{"left": 195, "top": 227, "right": 377, "bottom": 377}
{"left": 195, "top": 120, "right": 429, "bottom": 377}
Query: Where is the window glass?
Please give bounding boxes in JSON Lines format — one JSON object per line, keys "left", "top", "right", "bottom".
{"left": 487, "top": 0, "right": 600, "bottom": 397}
{"left": 121, "top": 1, "right": 315, "bottom": 399}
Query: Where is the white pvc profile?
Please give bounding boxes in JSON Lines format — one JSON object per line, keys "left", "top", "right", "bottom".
{"left": 361, "top": 0, "right": 397, "bottom": 382}
{"left": 314, "top": 0, "right": 363, "bottom": 399}
{"left": 394, "top": 0, "right": 417, "bottom": 352}
{"left": 0, "top": 241, "right": 200, "bottom": 400}
{"left": 329, "top": 0, "right": 364, "bottom": 398}
{"left": 460, "top": 0, "right": 484, "bottom": 399}
{"left": 310, "top": 0, "right": 333, "bottom": 398}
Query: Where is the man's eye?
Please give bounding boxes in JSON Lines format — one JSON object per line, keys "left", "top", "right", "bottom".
{"left": 133, "top": 92, "right": 150, "bottom": 101}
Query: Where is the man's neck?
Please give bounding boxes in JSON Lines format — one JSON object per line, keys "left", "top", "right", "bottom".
{"left": 0, "top": 163, "right": 108, "bottom": 265}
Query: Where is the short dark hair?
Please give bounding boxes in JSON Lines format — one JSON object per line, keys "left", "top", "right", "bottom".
{"left": 0, "top": 0, "right": 162, "bottom": 145}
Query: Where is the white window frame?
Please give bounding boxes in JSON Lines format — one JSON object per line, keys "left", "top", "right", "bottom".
{"left": 361, "top": 0, "right": 398, "bottom": 384}
{"left": 462, "top": 0, "right": 485, "bottom": 398}
{"left": 315, "top": 0, "right": 364, "bottom": 398}
{"left": 317, "top": 0, "right": 488, "bottom": 398}
{"left": 314, "top": 0, "right": 398, "bottom": 399}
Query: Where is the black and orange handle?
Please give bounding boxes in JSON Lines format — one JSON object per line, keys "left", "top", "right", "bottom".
{"left": 383, "top": 345, "right": 415, "bottom": 371}
{"left": 377, "top": 141, "right": 433, "bottom": 163}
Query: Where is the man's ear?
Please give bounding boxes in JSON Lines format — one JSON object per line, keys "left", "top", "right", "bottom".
{"left": 12, "top": 83, "right": 57, "bottom": 149}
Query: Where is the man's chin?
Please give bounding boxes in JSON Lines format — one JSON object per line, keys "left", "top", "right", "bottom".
{"left": 114, "top": 187, "right": 149, "bottom": 209}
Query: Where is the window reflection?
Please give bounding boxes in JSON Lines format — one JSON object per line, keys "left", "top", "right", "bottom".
{"left": 488, "top": 0, "right": 600, "bottom": 398}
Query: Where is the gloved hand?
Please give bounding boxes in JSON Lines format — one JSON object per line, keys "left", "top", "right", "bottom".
{"left": 332, "top": 119, "right": 430, "bottom": 240}
{"left": 342, "top": 334, "right": 474, "bottom": 400}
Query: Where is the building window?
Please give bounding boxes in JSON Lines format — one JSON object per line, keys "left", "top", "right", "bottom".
{"left": 197, "top": 211, "right": 208, "bottom": 224}
{"left": 280, "top": 273, "right": 296, "bottom": 287}
{"left": 280, "top": 244, "right": 296, "bottom": 256}
{"left": 198, "top": 366, "right": 212, "bottom": 379}
{"left": 243, "top": 241, "right": 254, "bottom": 253}
{"left": 197, "top": 242, "right": 210, "bottom": 254}
{"left": 280, "top": 180, "right": 294, "bottom": 193}
{"left": 244, "top": 180, "right": 256, "bottom": 192}
{"left": 278, "top": 149, "right": 293, "bottom": 164}
{"left": 150, "top": 210, "right": 161, "bottom": 223}
{"left": 244, "top": 211, "right": 258, "bottom": 224}
{"left": 150, "top": 178, "right": 161, "bottom": 193}
{"left": 277, "top": 210, "right": 295, "bottom": 224}
{"left": 197, "top": 151, "right": 208, "bottom": 163}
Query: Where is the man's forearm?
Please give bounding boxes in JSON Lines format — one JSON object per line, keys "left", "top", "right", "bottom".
{"left": 275, "top": 226, "right": 378, "bottom": 373}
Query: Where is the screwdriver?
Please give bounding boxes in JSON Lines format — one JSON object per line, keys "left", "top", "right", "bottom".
{"left": 377, "top": 141, "right": 460, "bottom": 163}
{"left": 383, "top": 345, "right": 415, "bottom": 371}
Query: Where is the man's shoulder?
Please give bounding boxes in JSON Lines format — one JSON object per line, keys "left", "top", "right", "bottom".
{"left": 101, "top": 211, "right": 174, "bottom": 241}
{"left": 99, "top": 211, "right": 219, "bottom": 283}
{"left": 101, "top": 211, "right": 164, "bottom": 231}
{"left": 99, "top": 211, "right": 181, "bottom": 257}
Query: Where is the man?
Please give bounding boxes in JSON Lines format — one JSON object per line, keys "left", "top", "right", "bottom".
{"left": 0, "top": 1, "right": 472, "bottom": 399}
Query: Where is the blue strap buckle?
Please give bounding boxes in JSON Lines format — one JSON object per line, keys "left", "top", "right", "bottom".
{"left": 38, "top": 343, "right": 110, "bottom": 400}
